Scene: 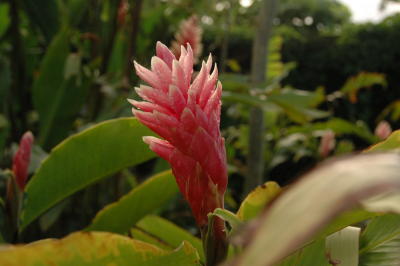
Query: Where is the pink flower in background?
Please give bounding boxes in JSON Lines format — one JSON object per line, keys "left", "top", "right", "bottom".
{"left": 375, "top": 120, "right": 392, "bottom": 140}
{"left": 319, "top": 130, "right": 335, "bottom": 158}
{"left": 130, "top": 42, "right": 227, "bottom": 230}
{"left": 171, "top": 15, "right": 203, "bottom": 62}
{"left": 12, "top": 131, "right": 34, "bottom": 190}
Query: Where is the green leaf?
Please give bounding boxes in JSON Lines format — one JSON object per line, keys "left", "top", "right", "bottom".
{"left": 20, "top": 118, "right": 156, "bottom": 230}
{"left": 378, "top": 100, "right": 400, "bottom": 122}
{"left": 21, "top": 0, "right": 59, "bottom": 42}
{"left": 64, "top": 0, "right": 90, "bottom": 27}
{"left": 222, "top": 89, "right": 328, "bottom": 124}
{"left": 0, "top": 3, "right": 10, "bottom": 38}
{"left": 278, "top": 240, "right": 329, "bottom": 266}
{"left": 340, "top": 72, "right": 387, "bottom": 103}
{"left": 268, "top": 88, "right": 325, "bottom": 109}
{"left": 325, "top": 226, "right": 361, "bottom": 266}
{"left": 287, "top": 118, "right": 378, "bottom": 143}
{"left": 359, "top": 214, "right": 400, "bottom": 265}
{"left": 237, "top": 181, "right": 281, "bottom": 221}
{"left": 32, "top": 29, "right": 90, "bottom": 149}
{"left": 133, "top": 215, "right": 205, "bottom": 262}
{"left": 86, "top": 170, "right": 178, "bottom": 233}
{"left": 366, "top": 130, "right": 400, "bottom": 152}
{"left": 318, "top": 209, "right": 378, "bottom": 238}
{"left": 210, "top": 208, "right": 242, "bottom": 235}
{"left": 232, "top": 153, "right": 400, "bottom": 266}
{"left": 0, "top": 232, "right": 200, "bottom": 265}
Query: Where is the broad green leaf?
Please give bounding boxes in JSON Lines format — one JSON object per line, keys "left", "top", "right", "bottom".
{"left": 222, "top": 90, "right": 328, "bottom": 124}
{"left": 222, "top": 91, "right": 269, "bottom": 108}
{"left": 318, "top": 209, "right": 378, "bottom": 238}
{"left": 287, "top": 118, "right": 378, "bottom": 143}
{"left": 233, "top": 153, "right": 400, "bottom": 266}
{"left": 131, "top": 228, "right": 173, "bottom": 249}
{"left": 21, "top": 118, "right": 156, "bottom": 230}
{"left": 267, "top": 99, "right": 329, "bottom": 124}
{"left": 21, "top": 0, "right": 59, "bottom": 42}
{"left": 359, "top": 214, "right": 400, "bottom": 265}
{"left": 133, "top": 215, "right": 205, "bottom": 262}
{"left": 325, "top": 226, "right": 361, "bottom": 266}
{"left": 237, "top": 181, "right": 281, "bottom": 221}
{"left": 219, "top": 74, "right": 251, "bottom": 92}
{"left": 87, "top": 170, "right": 178, "bottom": 233}
{"left": 32, "top": 29, "right": 90, "bottom": 149}
{"left": 0, "top": 232, "right": 200, "bottom": 266}
{"left": 268, "top": 88, "right": 325, "bottom": 109}
{"left": 278, "top": 240, "right": 329, "bottom": 266}
{"left": 366, "top": 130, "right": 400, "bottom": 152}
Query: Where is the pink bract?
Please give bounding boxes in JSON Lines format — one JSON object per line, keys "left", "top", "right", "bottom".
{"left": 130, "top": 42, "right": 227, "bottom": 227}
{"left": 171, "top": 15, "right": 203, "bottom": 62}
{"left": 12, "top": 131, "right": 34, "bottom": 191}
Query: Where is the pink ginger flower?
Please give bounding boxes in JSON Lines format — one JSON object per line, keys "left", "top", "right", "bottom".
{"left": 171, "top": 15, "right": 203, "bottom": 62}
{"left": 375, "top": 120, "right": 392, "bottom": 140}
{"left": 12, "top": 131, "right": 34, "bottom": 190}
{"left": 318, "top": 130, "right": 335, "bottom": 158}
{"left": 130, "top": 42, "right": 227, "bottom": 230}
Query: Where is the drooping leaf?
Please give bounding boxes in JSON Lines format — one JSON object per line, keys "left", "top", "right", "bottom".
{"left": 340, "top": 72, "right": 387, "bottom": 103}
{"left": 237, "top": 181, "right": 281, "bottom": 221}
{"left": 325, "top": 226, "right": 361, "bottom": 266}
{"left": 32, "top": 29, "right": 90, "bottom": 149}
{"left": 359, "top": 214, "right": 400, "bottom": 266}
{"left": 232, "top": 153, "right": 400, "bottom": 266}
{"left": 268, "top": 88, "right": 325, "bottom": 109}
{"left": 378, "top": 100, "right": 400, "bottom": 122}
{"left": 0, "top": 232, "right": 200, "bottom": 266}
{"left": 21, "top": 118, "right": 156, "bottom": 230}
{"left": 86, "top": 170, "right": 178, "bottom": 233}
{"left": 223, "top": 89, "right": 329, "bottom": 124}
{"left": 287, "top": 118, "right": 378, "bottom": 143}
{"left": 133, "top": 215, "right": 204, "bottom": 262}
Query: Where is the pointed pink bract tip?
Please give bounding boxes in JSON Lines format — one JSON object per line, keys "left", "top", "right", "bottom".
{"left": 12, "top": 131, "right": 34, "bottom": 191}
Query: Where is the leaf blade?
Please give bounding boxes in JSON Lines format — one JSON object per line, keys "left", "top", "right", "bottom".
{"left": 0, "top": 232, "right": 200, "bottom": 266}
{"left": 86, "top": 170, "right": 179, "bottom": 233}
{"left": 21, "top": 118, "right": 156, "bottom": 230}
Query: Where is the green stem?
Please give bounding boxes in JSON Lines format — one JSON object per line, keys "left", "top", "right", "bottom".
{"left": 244, "top": 0, "right": 279, "bottom": 196}
{"left": 201, "top": 214, "right": 228, "bottom": 266}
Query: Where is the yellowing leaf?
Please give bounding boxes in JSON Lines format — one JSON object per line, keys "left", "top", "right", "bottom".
{"left": 0, "top": 232, "right": 200, "bottom": 266}
{"left": 366, "top": 130, "right": 400, "bottom": 152}
{"left": 237, "top": 181, "right": 281, "bottom": 221}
